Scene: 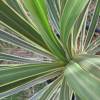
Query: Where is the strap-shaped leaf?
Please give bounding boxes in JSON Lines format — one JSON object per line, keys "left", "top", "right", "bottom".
{"left": 0, "top": 62, "right": 63, "bottom": 87}
{"left": 30, "top": 76, "right": 61, "bottom": 100}
{"left": 85, "top": 0, "right": 100, "bottom": 48}
{"left": 52, "top": 87, "right": 60, "bottom": 100}
{"left": 0, "top": 62, "right": 64, "bottom": 99}
{"left": 30, "top": 83, "right": 51, "bottom": 100}
{"left": 16, "top": 0, "right": 35, "bottom": 26}
{"left": 55, "top": 0, "right": 60, "bottom": 16}
{"left": 86, "top": 36, "right": 100, "bottom": 53}
{"left": 73, "top": 3, "right": 90, "bottom": 52}
{"left": 64, "top": 61, "right": 100, "bottom": 100}
{"left": 79, "top": 18, "right": 87, "bottom": 52}
{"left": 0, "top": 0, "right": 48, "bottom": 49}
{"left": 89, "top": 47, "right": 100, "bottom": 55}
{"left": 59, "top": 78, "right": 73, "bottom": 100}
{"left": 4, "top": 0, "right": 27, "bottom": 19}
{"left": 60, "top": 0, "right": 89, "bottom": 45}
{"left": 39, "top": 76, "right": 62, "bottom": 100}
{"left": 47, "top": 0, "right": 60, "bottom": 35}
{"left": 0, "top": 52, "right": 40, "bottom": 63}
{"left": 0, "top": 29, "right": 52, "bottom": 57}
{"left": 0, "top": 70, "right": 61, "bottom": 99}
{"left": 74, "top": 55, "right": 100, "bottom": 79}
{"left": 60, "top": 0, "right": 67, "bottom": 15}
{"left": 23, "top": 0, "right": 66, "bottom": 61}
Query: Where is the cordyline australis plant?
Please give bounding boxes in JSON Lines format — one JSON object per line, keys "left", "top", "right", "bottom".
{"left": 0, "top": 0, "right": 100, "bottom": 100}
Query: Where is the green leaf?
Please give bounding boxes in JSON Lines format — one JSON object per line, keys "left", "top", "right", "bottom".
{"left": 60, "top": 0, "right": 67, "bottom": 15}
{"left": 0, "top": 62, "right": 63, "bottom": 87}
{"left": 60, "top": 0, "right": 89, "bottom": 45}
{"left": 73, "top": 3, "right": 90, "bottom": 52}
{"left": 0, "top": 0, "right": 100, "bottom": 99}
{"left": 89, "top": 47, "right": 100, "bottom": 55}
{"left": 39, "top": 76, "right": 62, "bottom": 100}
{"left": 74, "top": 55, "right": 100, "bottom": 79}
{"left": 4, "top": 0, "right": 27, "bottom": 20}
{"left": 60, "top": 0, "right": 89, "bottom": 60}
{"left": 30, "top": 82, "right": 52, "bottom": 100}
{"left": 0, "top": 0, "right": 48, "bottom": 50}
{"left": 59, "top": 78, "right": 73, "bottom": 100}
{"left": 64, "top": 61, "right": 100, "bottom": 100}
{"left": 0, "top": 29, "right": 52, "bottom": 57}
{"left": 85, "top": 0, "right": 100, "bottom": 48}
{"left": 0, "top": 52, "right": 37, "bottom": 63}
{"left": 0, "top": 62, "right": 63, "bottom": 99}
{"left": 86, "top": 36, "right": 100, "bottom": 53}
{"left": 47, "top": 0, "right": 60, "bottom": 35}
{"left": 0, "top": 70, "right": 61, "bottom": 99}
{"left": 23, "top": 0, "right": 66, "bottom": 61}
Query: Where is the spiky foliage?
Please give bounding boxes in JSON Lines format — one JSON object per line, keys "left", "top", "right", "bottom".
{"left": 0, "top": 0, "right": 100, "bottom": 100}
